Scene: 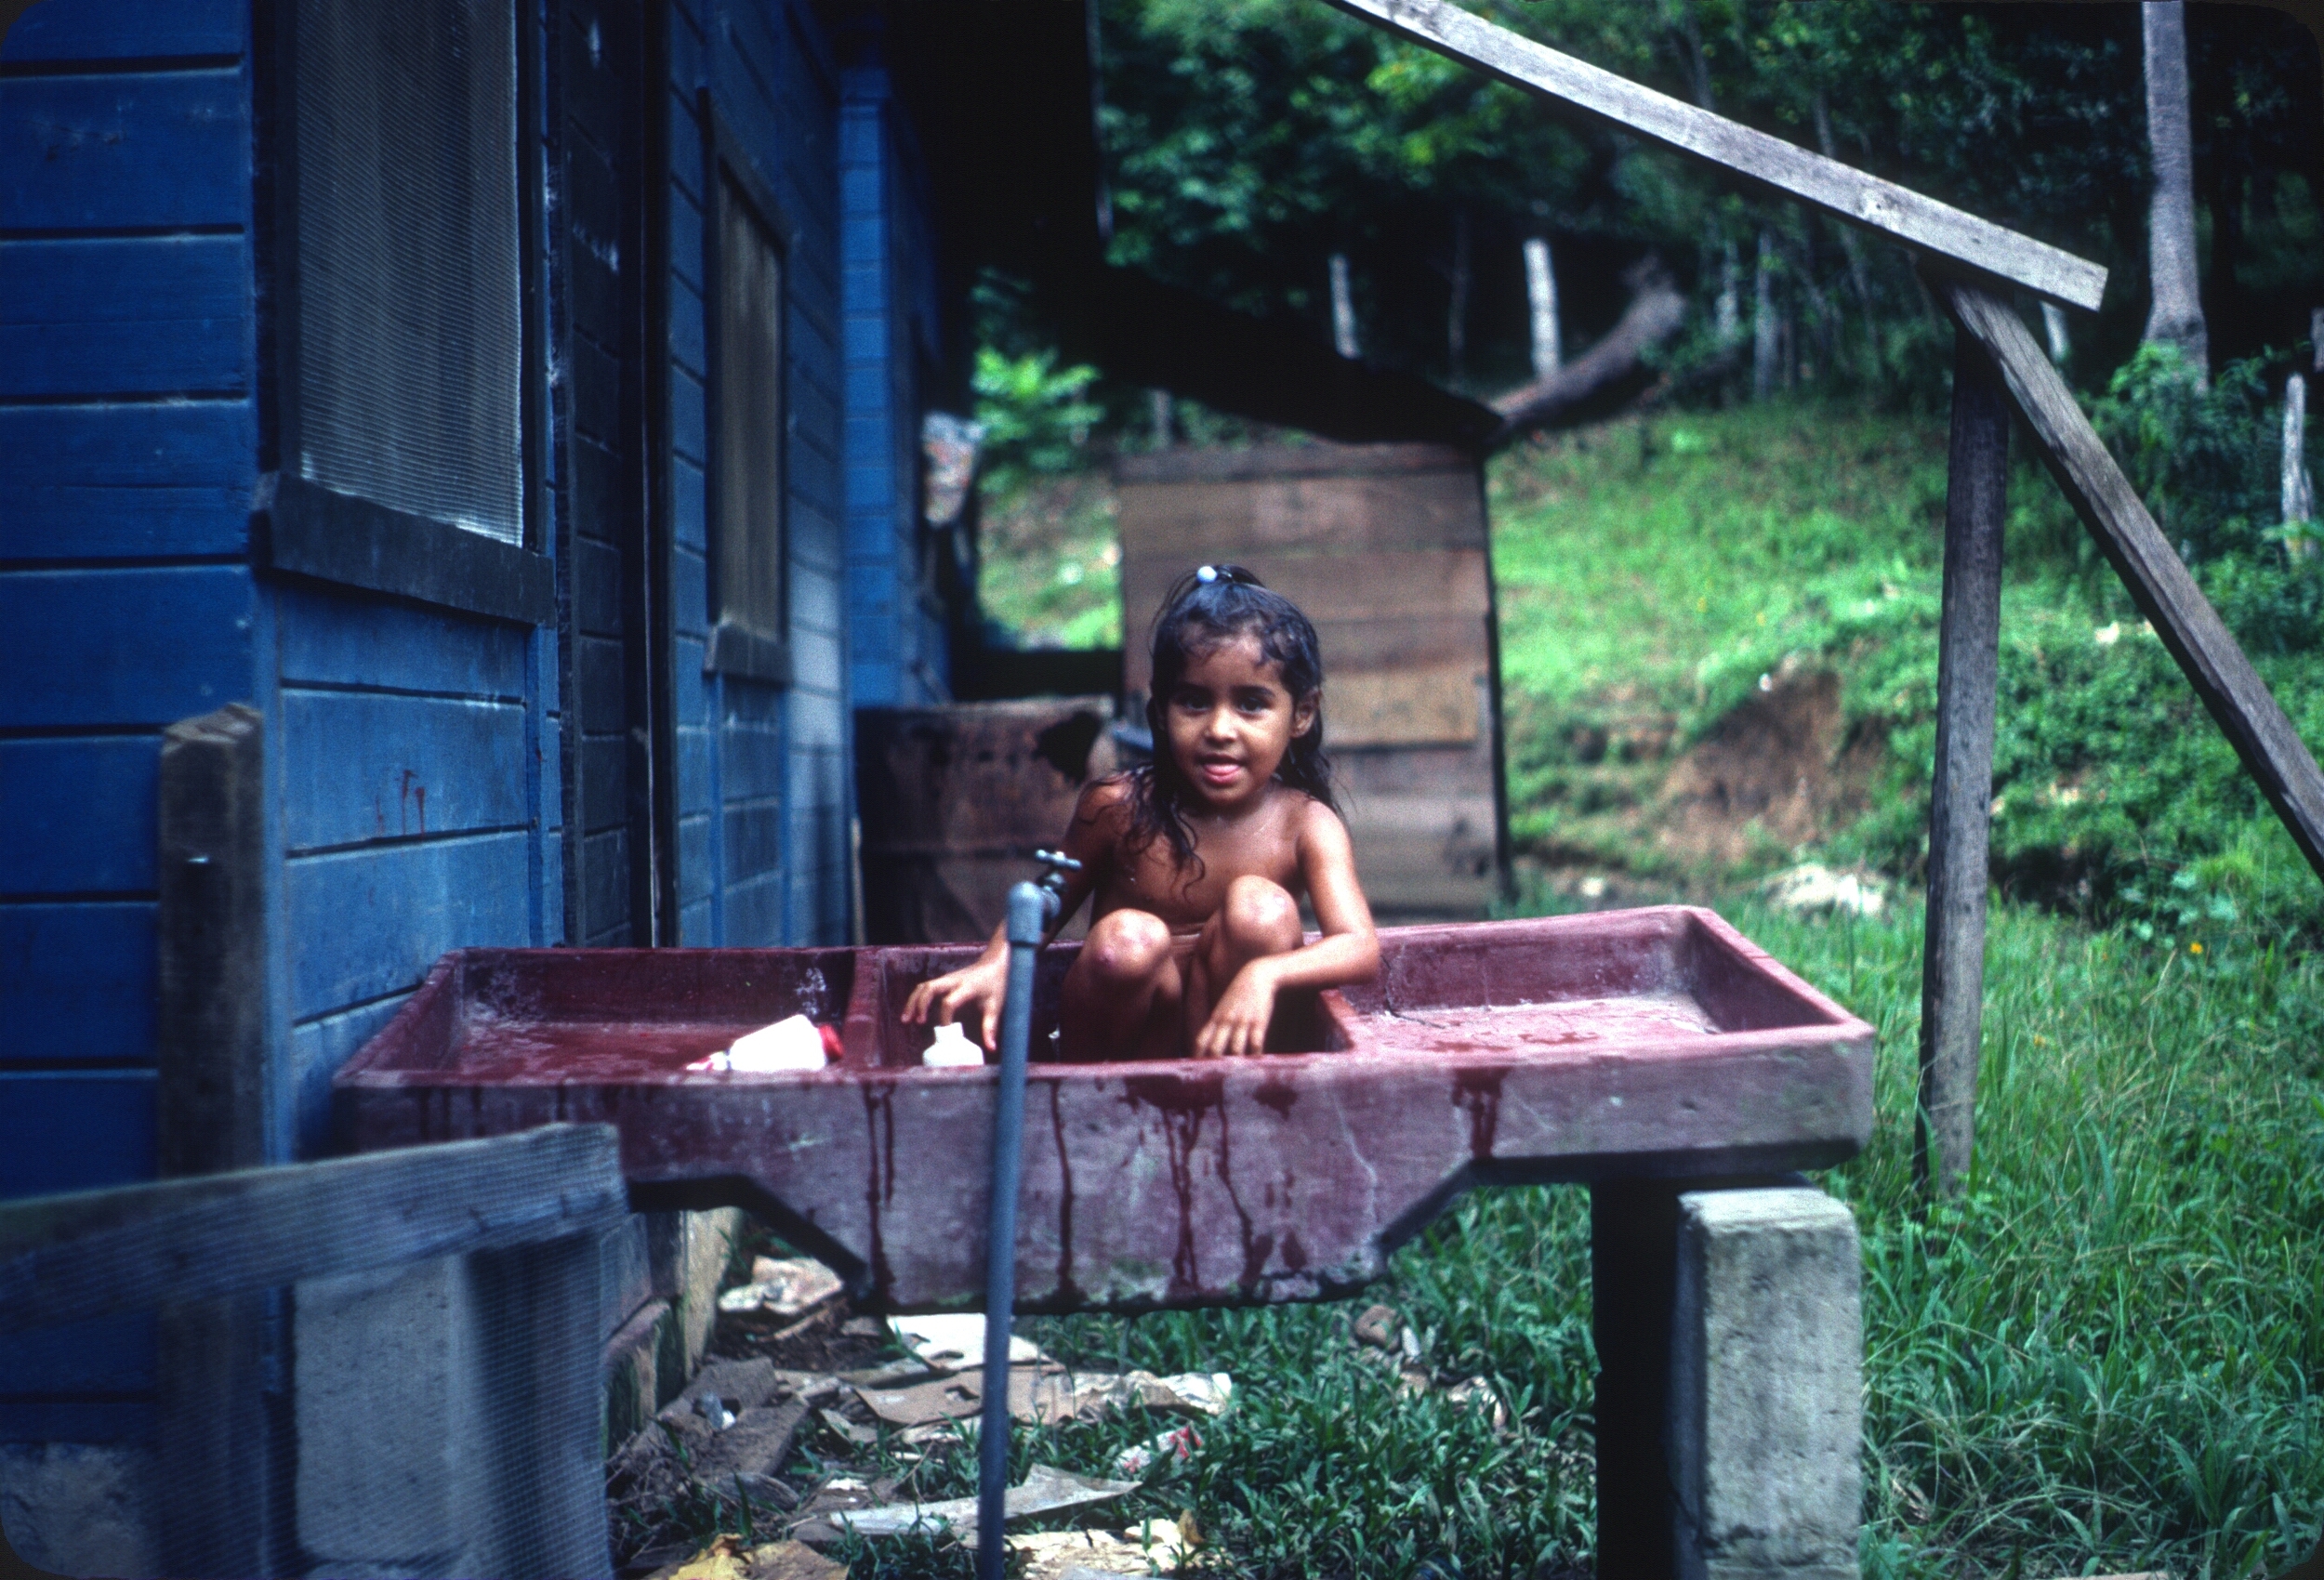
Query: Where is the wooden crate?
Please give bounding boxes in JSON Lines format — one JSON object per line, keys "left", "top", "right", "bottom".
{"left": 1115, "top": 441, "right": 1507, "bottom": 917}
{"left": 854, "top": 697, "right": 1120, "bottom": 943}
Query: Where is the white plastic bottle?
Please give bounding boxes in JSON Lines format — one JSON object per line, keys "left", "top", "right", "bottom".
{"left": 922, "top": 1021, "right": 984, "bottom": 1068}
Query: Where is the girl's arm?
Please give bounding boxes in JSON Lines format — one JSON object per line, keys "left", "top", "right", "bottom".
{"left": 1193, "top": 802, "right": 1380, "bottom": 1058}
{"left": 898, "top": 778, "right": 1116, "bottom": 1049}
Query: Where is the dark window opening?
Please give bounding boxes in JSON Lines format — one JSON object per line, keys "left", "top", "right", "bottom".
{"left": 264, "top": 0, "right": 550, "bottom": 625}
{"left": 704, "top": 107, "right": 792, "bottom": 685}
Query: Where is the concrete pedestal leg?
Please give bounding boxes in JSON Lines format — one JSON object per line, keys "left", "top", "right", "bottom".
{"left": 1591, "top": 1182, "right": 1862, "bottom": 1579}
{"left": 1670, "top": 1188, "right": 1862, "bottom": 1580}
{"left": 1592, "top": 1179, "right": 1684, "bottom": 1580}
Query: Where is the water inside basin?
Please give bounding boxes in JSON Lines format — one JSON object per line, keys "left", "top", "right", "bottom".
{"left": 336, "top": 907, "right": 1872, "bottom": 1310}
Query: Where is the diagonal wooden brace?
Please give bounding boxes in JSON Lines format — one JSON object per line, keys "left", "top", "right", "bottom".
{"left": 1938, "top": 277, "right": 2324, "bottom": 885}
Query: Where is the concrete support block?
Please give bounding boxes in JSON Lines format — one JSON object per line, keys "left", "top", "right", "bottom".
{"left": 295, "top": 1256, "right": 484, "bottom": 1575}
{"left": 602, "top": 1297, "right": 672, "bottom": 1449}
{"left": 1670, "top": 1187, "right": 1862, "bottom": 1580}
{"left": 0, "top": 1442, "right": 159, "bottom": 1578}
{"left": 675, "top": 1208, "right": 741, "bottom": 1374}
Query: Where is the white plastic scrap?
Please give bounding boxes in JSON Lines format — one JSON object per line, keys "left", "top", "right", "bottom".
{"left": 1113, "top": 1422, "right": 1202, "bottom": 1477}
{"left": 922, "top": 1021, "right": 985, "bottom": 1069}
{"left": 888, "top": 1312, "right": 1042, "bottom": 1368}
{"left": 718, "top": 1256, "right": 844, "bottom": 1316}
{"left": 689, "top": 1013, "right": 827, "bottom": 1073}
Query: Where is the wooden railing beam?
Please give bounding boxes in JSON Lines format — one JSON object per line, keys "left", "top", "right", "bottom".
{"left": 1919, "top": 329, "right": 2009, "bottom": 1198}
{"left": 1318, "top": 0, "right": 2107, "bottom": 309}
{"left": 1939, "top": 278, "right": 2324, "bottom": 885}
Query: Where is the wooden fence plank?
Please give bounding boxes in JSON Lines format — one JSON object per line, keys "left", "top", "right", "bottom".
{"left": 0, "top": 70, "right": 249, "bottom": 231}
{"left": 0, "top": 235, "right": 249, "bottom": 399}
{"left": 1940, "top": 278, "right": 2324, "bottom": 882}
{"left": 283, "top": 832, "right": 532, "bottom": 1019}
{"left": 1919, "top": 331, "right": 2009, "bottom": 1197}
{"left": 0, "top": 736, "right": 162, "bottom": 895}
{"left": 0, "top": 565, "right": 253, "bottom": 729}
{"left": 1320, "top": 0, "right": 2106, "bottom": 309}
{"left": 0, "top": 1126, "right": 627, "bottom": 1333}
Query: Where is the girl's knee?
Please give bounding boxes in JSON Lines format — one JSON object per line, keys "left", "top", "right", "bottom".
{"left": 1221, "top": 876, "right": 1301, "bottom": 953}
{"left": 1083, "top": 909, "right": 1173, "bottom": 981}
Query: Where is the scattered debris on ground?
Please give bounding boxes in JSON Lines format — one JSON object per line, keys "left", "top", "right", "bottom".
{"left": 609, "top": 1277, "right": 1236, "bottom": 1574}
{"left": 1348, "top": 1303, "right": 1509, "bottom": 1431}
{"left": 1005, "top": 1519, "right": 1192, "bottom": 1578}
{"left": 800, "top": 1462, "right": 1137, "bottom": 1542}
{"left": 639, "top": 1534, "right": 845, "bottom": 1580}
{"left": 717, "top": 1256, "right": 845, "bottom": 1318}
{"left": 1763, "top": 862, "right": 1889, "bottom": 918}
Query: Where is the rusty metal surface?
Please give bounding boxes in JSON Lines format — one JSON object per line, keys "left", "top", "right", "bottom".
{"left": 334, "top": 908, "right": 1871, "bottom": 1311}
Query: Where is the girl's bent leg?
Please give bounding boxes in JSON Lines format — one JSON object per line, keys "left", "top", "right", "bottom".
{"left": 1062, "top": 908, "right": 1182, "bottom": 1060}
{"left": 1188, "top": 876, "right": 1304, "bottom": 1050}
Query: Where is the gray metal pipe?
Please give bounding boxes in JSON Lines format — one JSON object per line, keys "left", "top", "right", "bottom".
{"left": 977, "top": 879, "right": 1051, "bottom": 1578}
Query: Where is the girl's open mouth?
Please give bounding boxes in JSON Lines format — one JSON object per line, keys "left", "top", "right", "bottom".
{"left": 1197, "top": 759, "right": 1243, "bottom": 785}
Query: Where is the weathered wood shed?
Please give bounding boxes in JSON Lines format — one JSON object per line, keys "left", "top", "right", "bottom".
{"left": 1115, "top": 441, "right": 1508, "bottom": 918}
{"left": 0, "top": 0, "right": 963, "bottom": 1546}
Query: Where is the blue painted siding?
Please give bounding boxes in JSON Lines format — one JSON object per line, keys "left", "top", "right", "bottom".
{"left": 0, "top": 236, "right": 251, "bottom": 398}
{"left": 661, "top": 0, "right": 856, "bottom": 944}
{"left": 839, "top": 69, "right": 943, "bottom": 718}
{"left": 3, "top": 0, "right": 245, "bottom": 61}
{"left": 0, "top": 401, "right": 257, "bottom": 560}
{"left": 0, "top": 70, "right": 249, "bottom": 230}
{"left": 0, "top": 7, "right": 258, "bottom": 1449}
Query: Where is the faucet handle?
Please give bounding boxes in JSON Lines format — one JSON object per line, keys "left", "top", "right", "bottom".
{"left": 1032, "top": 849, "right": 1083, "bottom": 896}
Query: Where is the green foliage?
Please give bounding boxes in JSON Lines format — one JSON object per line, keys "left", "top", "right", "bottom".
{"left": 1491, "top": 376, "right": 2324, "bottom": 941}
{"left": 971, "top": 347, "right": 1104, "bottom": 496}
{"left": 788, "top": 897, "right": 2324, "bottom": 1579}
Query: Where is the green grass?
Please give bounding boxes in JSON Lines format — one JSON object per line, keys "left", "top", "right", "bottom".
{"left": 797, "top": 399, "right": 2324, "bottom": 1576}
{"left": 820, "top": 896, "right": 2324, "bottom": 1580}
{"left": 976, "top": 472, "right": 1125, "bottom": 650}
{"left": 1487, "top": 404, "right": 1951, "bottom": 871}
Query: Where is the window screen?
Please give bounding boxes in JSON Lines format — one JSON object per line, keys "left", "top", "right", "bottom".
{"left": 288, "top": 0, "right": 522, "bottom": 544}
{"left": 712, "top": 167, "right": 786, "bottom": 641}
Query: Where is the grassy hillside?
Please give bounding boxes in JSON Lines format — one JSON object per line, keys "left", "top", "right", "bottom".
{"left": 814, "top": 896, "right": 2324, "bottom": 1580}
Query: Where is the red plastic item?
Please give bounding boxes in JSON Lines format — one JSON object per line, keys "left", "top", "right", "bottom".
{"left": 334, "top": 908, "right": 1872, "bottom": 1310}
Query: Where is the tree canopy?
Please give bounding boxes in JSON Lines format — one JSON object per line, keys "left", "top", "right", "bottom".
{"left": 1065, "top": 0, "right": 2321, "bottom": 410}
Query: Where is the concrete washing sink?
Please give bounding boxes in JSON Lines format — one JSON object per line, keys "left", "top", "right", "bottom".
{"left": 336, "top": 907, "right": 1873, "bottom": 1312}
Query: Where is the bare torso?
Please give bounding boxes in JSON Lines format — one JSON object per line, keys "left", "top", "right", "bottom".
{"left": 1071, "top": 775, "right": 1314, "bottom": 935}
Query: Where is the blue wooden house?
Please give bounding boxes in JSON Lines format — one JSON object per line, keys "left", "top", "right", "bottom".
{"left": 0, "top": 0, "right": 1507, "bottom": 1553}
{"left": 0, "top": 0, "right": 970, "bottom": 1481}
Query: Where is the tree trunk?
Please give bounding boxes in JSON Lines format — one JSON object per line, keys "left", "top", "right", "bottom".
{"left": 2041, "top": 303, "right": 2071, "bottom": 366}
{"left": 1715, "top": 238, "right": 1740, "bottom": 349}
{"left": 1752, "top": 230, "right": 1778, "bottom": 401}
{"left": 1524, "top": 236, "right": 1561, "bottom": 381}
{"left": 2143, "top": 1, "right": 2209, "bottom": 383}
{"left": 1447, "top": 209, "right": 1472, "bottom": 388}
{"left": 1149, "top": 388, "right": 1174, "bottom": 452}
{"left": 1492, "top": 257, "right": 1686, "bottom": 441}
{"left": 1329, "top": 251, "right": 1359, "bottom": 360}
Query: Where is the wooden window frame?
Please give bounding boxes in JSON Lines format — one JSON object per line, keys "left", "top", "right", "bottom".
{"left": 699, "top": 96, "right": 795, "bottom": 687}
{"left": 257, "top": 0, "right": 553, "bottom": 627}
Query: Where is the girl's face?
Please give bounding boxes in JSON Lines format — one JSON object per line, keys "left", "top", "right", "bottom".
{"left": 1164, "top": 631, "right": 1316, "bottom": 812}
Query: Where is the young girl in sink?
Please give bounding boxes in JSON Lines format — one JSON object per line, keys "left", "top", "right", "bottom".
{"left": 903, "top": 564, "right": 1380, "bottom": 1060}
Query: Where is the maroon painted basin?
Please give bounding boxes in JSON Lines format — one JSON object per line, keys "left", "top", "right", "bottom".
{"left": 334, "top": 908, "right": 1872, "bottom": 1310}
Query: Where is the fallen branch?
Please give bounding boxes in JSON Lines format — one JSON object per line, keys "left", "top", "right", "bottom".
{"left": 1489, "top": 258, "right": 1688, "bottom": 444}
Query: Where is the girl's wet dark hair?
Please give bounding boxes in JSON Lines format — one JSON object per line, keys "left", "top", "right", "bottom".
{"left": 1119, "top": 563, "right": 1339, "bottom": 875}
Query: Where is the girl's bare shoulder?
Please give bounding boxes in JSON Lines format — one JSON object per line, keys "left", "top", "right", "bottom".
{"left": 1073, "top": 772, "right": 1141, "bottom": 833}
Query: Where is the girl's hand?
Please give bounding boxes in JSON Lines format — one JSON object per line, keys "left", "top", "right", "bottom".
{"left": 1195, "top": 962, "right": 1278, "bottom": 1060}
{"left": 901, "top": 958, "right": 1008, "bottom": 1052}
